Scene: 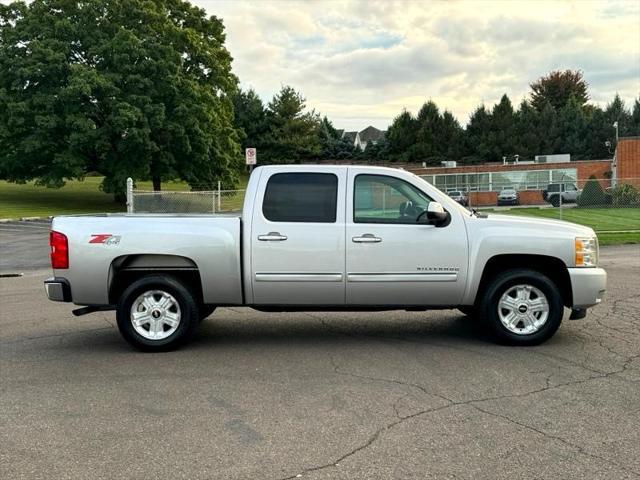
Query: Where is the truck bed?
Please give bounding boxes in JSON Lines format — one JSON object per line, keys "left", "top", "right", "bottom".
{"left": 51, "top": 215, "right": 243, "bottom": 305}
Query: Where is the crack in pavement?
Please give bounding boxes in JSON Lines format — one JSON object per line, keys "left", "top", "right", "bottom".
{"left": 275, "top": 352, "right": 640, "bottom": 480}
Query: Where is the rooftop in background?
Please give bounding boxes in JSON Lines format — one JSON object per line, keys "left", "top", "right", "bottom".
{"left": 342, "top": 125, "right": 387, "bottom": 151}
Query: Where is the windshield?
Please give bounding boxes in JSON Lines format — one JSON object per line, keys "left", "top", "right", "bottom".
{"left": 501, "top": 190, "right": 516, "bottom": 194}
{"left": 450, "top": 191, "right": 461, "bottom": 196}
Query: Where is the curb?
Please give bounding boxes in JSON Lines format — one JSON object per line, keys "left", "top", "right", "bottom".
{"left": 0, "top": 216, "right": 53, "bottom": 223}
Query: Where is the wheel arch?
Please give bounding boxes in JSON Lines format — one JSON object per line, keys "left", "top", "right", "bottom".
{"left": 475, "top": 254, "right": 572, "bottom": 308}
{"left": 108, "top": 254, "right": 204, "bottom": 305}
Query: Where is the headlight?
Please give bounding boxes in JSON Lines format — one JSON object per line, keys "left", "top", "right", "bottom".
{"left": 575, "top": 236, "right": 598, "bottom": 267}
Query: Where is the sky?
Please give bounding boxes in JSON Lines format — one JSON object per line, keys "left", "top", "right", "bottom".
{"left": 199, "top": 0, "right": 640, "bottom": 131}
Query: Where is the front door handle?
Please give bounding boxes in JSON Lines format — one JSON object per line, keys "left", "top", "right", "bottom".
{"left": 258, "top": 232, "right": 288, "bottom": 241}
{"left": 352, "top": 234, "right": 382, "bottom": 243}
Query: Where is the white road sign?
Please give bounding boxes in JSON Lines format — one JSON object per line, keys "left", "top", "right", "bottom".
{"left": 245, "top": 148, "right": 257, "bottom": 165}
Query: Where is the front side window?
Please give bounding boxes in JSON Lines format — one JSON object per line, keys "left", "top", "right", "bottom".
{"left": 263, "top": 173, "right": 338, "bottom": 223}
{"left": 354, "top": 174, "right": 433, "bottom": 224}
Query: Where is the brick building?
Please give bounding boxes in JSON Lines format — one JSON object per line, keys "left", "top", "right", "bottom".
{"left": 615, "top": 137, "right": 640, "bottom": 186}
{"left": 407, "top": 159, "right": 612, "bottom": 206}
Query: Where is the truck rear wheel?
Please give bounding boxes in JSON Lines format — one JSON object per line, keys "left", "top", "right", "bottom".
{"left": 479, "top": 269, "right": 563, "bottom": 346}
{"left": 116, "top": 275, "right": 199, "bottom": 351}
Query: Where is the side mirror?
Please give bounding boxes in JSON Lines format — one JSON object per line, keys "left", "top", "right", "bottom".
{"left": 418, "top": 202, "right": 451, "bottom": 227}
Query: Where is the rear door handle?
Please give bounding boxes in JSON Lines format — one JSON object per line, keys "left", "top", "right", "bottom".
{"left": 352, "top": 234, "right": 381, "bottom": 243}
{"left": 258, "top": 232, "right": 288, "bottom": 241}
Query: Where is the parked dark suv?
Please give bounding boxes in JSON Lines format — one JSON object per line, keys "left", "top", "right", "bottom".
{"left": 543, "top": 183, "right": 580, "bottom": 207}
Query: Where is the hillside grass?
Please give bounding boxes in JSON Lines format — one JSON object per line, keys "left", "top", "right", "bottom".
{"left": 489, "top": 207, "right": 640, "bottom": 232}
{"left": 0, "top": 176, "right": 248, "bottom": 219}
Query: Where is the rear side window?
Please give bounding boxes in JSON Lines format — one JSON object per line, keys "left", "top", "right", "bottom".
{"left": 263, "top": 173, "right": 338, "bottom": 223}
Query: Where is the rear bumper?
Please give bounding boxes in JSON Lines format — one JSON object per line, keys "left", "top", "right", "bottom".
{"left": 568, "top": 268, "right": 607, "bottom": 309}
{"left": 44, "top": 277, "right": 72, "bottom": 302}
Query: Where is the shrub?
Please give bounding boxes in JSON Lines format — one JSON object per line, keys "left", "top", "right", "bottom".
{"left": 611, "top": 184, "right": 640, "bottom": 207}
{"left": 577, "top": 176, "right": 609, "bottom": 207}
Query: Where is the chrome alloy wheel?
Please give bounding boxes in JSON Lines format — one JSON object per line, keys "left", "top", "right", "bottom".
{"left": 498, "top": 284, "right": 549, "bottom": 335}
{"left": 130, "top": 290, "right": 181, "bottom": 340}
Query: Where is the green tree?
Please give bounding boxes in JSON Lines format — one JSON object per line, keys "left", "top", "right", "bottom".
{"left": 0, "top": 0, "right": 240, "bottom": 199}
{"left": 232, "top": 88, "right": 267, "bottom": 151}
{"left": 535, "top": 101, "right": 562, "bottom": 155}
{"left": 530, "top": 69, "right": 589, "bottom": 111}
{"left": 556, "top": 96, "right": 589, "bottom": 158}
{"left": 605, "top": 94, "right": 632, "bottom": 141}
{"left": 487, "top": 94, "right": 516, "bottom": 161}
{"left": 262, "top": 85, "right": 321, "bottom": 163}
{"left": 513, "top": 100, "right": 541, "bottom": 159}
{"left": 463, "top": 105, "right": 492, "bottom": 163}
{"left": 318, "top": 116, "right": 356, "bottom": 159}
{"left": 440, "top": 110, "right": 464, "bottom": 161}
{"left": 412, "top": 101, "right": 441, "bottom": 160}
{"left": 386, "top": 110, "right": 417, "bottom": 160}
{"left": 631, "top": 98, "right": 640, "bottom": 136}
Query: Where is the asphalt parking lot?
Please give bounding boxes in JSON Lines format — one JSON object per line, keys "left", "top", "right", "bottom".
{"left": 1, "top": 222, "right": 639, "bottom": 479}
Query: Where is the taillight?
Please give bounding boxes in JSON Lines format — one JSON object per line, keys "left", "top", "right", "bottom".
{"left": 50, "top": 231, "right": 69, "bottom": 269}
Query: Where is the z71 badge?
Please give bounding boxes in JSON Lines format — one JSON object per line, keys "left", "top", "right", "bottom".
{"left": 89, "top": 234, "right": 121, "bottom": 246}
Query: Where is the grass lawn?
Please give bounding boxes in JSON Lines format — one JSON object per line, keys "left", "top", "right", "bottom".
{"left": 597, "top": 232, "right": 640, "bottom": 246}
{"left": 0, "top": 176, "right": 248, "bottom": 219}
{"left": 489, "top": 207, "right": 640, "bottom": 232}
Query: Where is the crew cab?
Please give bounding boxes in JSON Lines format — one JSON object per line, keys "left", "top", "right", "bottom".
{"left": 45, "top": 166, "right": 607, "bottom": 350}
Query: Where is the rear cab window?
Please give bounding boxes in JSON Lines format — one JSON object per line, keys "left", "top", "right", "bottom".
{"left": 262, "top": 173, "right": 338, "bottom": 223}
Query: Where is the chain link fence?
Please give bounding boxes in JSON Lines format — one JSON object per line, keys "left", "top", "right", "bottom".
{"left": 433, "top": 177, "right": 640, "bottom": 235}
{"left": 124, "top": 176, "right": 639, "bottom": 234}
{"left": 127, "top": 179, "right": 245, "bottom": 214}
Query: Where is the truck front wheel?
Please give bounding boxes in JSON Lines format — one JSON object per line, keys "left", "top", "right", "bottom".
{"left": 480, "top": 269, "right": 563, "bottom": 346}
{"left": 116, "top": 275, "right": 200, "bottom": 351}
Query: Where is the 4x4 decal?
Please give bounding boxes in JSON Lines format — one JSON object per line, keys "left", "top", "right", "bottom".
{"left": 89, "top": 234, "right": 121, "bottom": 245}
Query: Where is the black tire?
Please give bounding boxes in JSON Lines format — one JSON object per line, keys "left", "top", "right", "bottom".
{"left": 116, "top": 275, "right": 200, "bottom": 351}
{"left": 199, "top": 305, "right": 216, "bottom": 322}
{"left": 550, "top": 196, "right": 560, "bottom": 207}
{"left": 479, "top": 269, "right": 563, "bottom": 346}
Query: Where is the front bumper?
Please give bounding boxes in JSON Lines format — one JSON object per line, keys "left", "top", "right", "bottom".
{"left": 568, "top": 268, "right": 607, "bottom": 308}
{"left": 44, "top": 277, "right": 72, "bottom": 302}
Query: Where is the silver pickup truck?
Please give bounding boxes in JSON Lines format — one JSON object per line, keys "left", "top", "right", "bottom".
{"left": 45, "top": 165, "right": 606, "bottom": 350}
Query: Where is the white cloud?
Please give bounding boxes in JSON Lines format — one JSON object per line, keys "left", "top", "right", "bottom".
{"left": 199, "top": 0, "right": 639, "bottom": 130}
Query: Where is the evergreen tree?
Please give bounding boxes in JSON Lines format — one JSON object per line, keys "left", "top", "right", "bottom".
{"left": 464, "top": 105, "right": 492, "bottom": 163}
{"left": 487, "top": 94, "right": 516, "bottom": 161}
{"left": 631, "top": 98, "right": 640, "bottom": 136}
{"left": 232, "top": 88, "right": 268, "bottom": 151}
{"left": 513, "top": 100, "right": 541, "bottom": 160}
{"left": 318, "top": 116, "right": 356, "bottom": 159}
{"left": 386, "top": 110, "right": 417, "bottom": 160}
{"left": 557, "top": 97, "right": 589, "bottom": 159}
{"left": 605, "top": 94, "right": 632, "bottom": 141}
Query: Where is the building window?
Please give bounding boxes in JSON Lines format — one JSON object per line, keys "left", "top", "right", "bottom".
{"left": 423, "top": 168, "right": 577, "bottom": 193}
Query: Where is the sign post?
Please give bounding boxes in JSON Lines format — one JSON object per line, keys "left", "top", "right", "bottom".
{"left": 245, "top": 148, "right": 257, "bottom": 173}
